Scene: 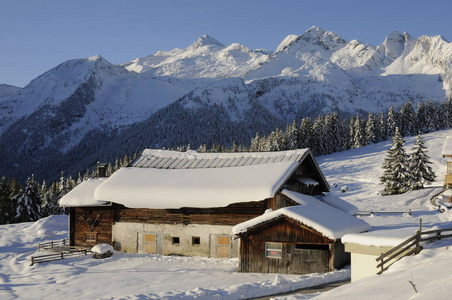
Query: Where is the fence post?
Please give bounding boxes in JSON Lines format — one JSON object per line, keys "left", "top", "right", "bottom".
{"left": 380, "top": 253, "right": 384, "bottom": 273}
{"left": 31, "top": 256, "right": 34, "bottom": 266}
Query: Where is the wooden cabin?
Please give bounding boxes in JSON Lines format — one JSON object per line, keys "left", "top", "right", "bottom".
{"left": 442, "top": 136, "right": 452, "bottom": 186}
{"left": 60, "top": 149, "right": 332, "bottom": 258}
{"left": 233, "top": 190, "right": 370, "bottom": 275}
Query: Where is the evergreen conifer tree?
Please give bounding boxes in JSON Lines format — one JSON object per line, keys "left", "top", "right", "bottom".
{"left": 15, "top": 175, "right": 41, "bottom": 222}
{"left": 408, "top": 133, "right": 436, "bottom": 190}
{"left": 380, "top": 128, "right": 410, "bottom": 195}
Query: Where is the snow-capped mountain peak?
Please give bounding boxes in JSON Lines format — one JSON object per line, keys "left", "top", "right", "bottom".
{"left": 188, "top": 34, "right": 225, "bottom": 49}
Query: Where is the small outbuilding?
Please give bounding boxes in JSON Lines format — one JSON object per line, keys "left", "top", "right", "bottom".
{"left": 233, "top": 190, "right": 370, "bottom": 275}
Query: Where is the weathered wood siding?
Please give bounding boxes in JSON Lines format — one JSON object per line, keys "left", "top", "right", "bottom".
{"left": 71, "top": 207, "right": 114, "bottom": 247}
{"left": 115, "top": 201, "right": 271, "bottom": 226}
{"left": 239, "top": 217, "right": 335, "bottom": 275}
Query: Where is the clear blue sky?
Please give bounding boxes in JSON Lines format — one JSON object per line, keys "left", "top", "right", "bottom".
{"left": 1, "top": 0, "right": 451, "bottom": 87}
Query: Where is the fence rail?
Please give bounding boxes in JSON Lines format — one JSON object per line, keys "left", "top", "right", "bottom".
{"left": 30, "top": 239, "right": 90, "bottom": 266}
{"left": 376, "top": 221, "right": 452, "bottom": 275}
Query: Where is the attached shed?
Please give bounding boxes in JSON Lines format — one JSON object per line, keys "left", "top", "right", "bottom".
{"left": 233, "top": 190, "right": 370, "bottom": 275}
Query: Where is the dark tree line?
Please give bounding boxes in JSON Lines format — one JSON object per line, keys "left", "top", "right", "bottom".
{"left": 245, "top": 99, "right": 452, "bottom": 156}
{"left": 0, "top": 153, "right": 135, "bottom": 225}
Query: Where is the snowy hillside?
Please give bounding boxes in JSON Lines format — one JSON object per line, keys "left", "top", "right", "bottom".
{"left": 1, "top": 129, "right": 452, "bottom": 299}
{"left": 2, "top": 26, "right": 452, "bottom": 182}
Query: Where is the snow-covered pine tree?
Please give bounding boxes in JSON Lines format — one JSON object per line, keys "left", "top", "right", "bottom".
{"left": 416, "top": 101, "right": 426, "bottom": 133}
{"left": 407, "top": 133, "right": 436, "bottom": 190}
{"left": 377, "top": 111, "right": 387, "bottom": 142}
{"left": 249, "top": 133, "right": 261, "bottom": 152}
{"left": 298, "top": 117, "right": 313, "bottom": 149}
{"left": 312, "top": 115, "right": 325, "bottom": 155}
{"left": 365, "top": 112, "right": 377, "bottom": 144}
{"left": 353, "top": 115, "right": 366, "bottom": 148}
{"left": 285, "top": 120, "right": 299, "bottom": 150}
{"left": 387, "top": 106, "right": 397, "bottom": 138}
{"left": 400, "top": 101, "right": 416, "bottom": 137}
{"left": 40, "top": 180, "right": 51, "bottom": 217}
{"left": 15, "top": 175, "right": 41, "bottom": 222}
{"left": 380, "top": 127, "right": 410, "bottom": 195}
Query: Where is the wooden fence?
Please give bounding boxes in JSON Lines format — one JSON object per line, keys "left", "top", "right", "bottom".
{"left": 30, "top": 239, "right": 90, "bottom": 266}
{"left": 376, "top": 221, "right": 452, "bottom": 275}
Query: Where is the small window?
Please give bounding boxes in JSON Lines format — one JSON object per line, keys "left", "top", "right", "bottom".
{"left": 265, "top": 242, "right": 282, "bottom": 258}
{"left": 172, "top": 237, "right": 180, "bottom": 244}
{"left": 192, "top": 236, "right": 200, "bottom": 245}
{"left": 86, "top": 233, "right": 97, "bottom": 242}
{"left": 448, "top": 161, "right": 452, "bottom": 175}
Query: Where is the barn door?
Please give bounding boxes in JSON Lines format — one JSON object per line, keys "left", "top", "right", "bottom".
{"left": 294, "top": 244, "right": 329, "bottom": 274}
{"left": 216, "top": 235, "right": 231, "bottom": 258}
{"left": 143, "top": 232, "right": 157, "bottom": 254}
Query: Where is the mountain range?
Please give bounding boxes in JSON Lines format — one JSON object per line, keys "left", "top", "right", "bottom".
{"left": 1, "top": 26, "right": 452, "bottom": 182}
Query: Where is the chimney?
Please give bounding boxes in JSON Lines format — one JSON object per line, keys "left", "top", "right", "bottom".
{"left": 97, "top": 162, "right": 107, "bottom": 178}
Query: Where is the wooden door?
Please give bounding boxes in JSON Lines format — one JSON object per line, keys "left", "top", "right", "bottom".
{"left": 143, "top": 233, "right": 157, "bottom": 254}
{"left": 216, "top": 235, "right": 231, "bottom": 258}
{"left": 295, "top": 249, "right": 329, "bottom": 274}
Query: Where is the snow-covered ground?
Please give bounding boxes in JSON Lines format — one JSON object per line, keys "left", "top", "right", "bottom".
{"left": 2, "top": 129, "right": 452, "bottom": 299}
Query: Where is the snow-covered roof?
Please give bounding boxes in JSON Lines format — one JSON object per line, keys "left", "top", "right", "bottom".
{"left": 59, "top": 178, "right": 111, "bottom": 207}
{"left": 92, "top": 148, "right": 329, "bottom": 209}
{"left": 342, "top": 227, "right": 419, "bottom": 248}
{"left": 442, "top": 136, "right": 452, "bottom": 157}
{"left": 130, "top": 149, "right": 309, "bottom": 169}
{"left": 232, "top": 190, "right": 370, "bottom": 240}
{"left": 94, "top": 161, "right": 299, "bottom": 209}
{"left": 315, "top": 194, "right": 359, "bottom": 215}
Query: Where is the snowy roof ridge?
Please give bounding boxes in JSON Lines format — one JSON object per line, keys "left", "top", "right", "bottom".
{"left": 131, "top": 149, "right": 310, "bottom": 169}
{"left": 232, "top": 190, "right": 370, "bottom": 240}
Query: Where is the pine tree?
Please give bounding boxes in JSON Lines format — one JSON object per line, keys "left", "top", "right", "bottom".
{"left": 400, "top": 102, "right": 416, "bottom": 137}
{"left": 387, "top": 106, "right": 397, "bottom": 138}
{"left": 380, "top": 128, "right": 410, "bottom": 195}
{"left": 408, "top": 133, "right": 436, "bottom": 190}
{"left": 353, "top": 115, "right": 366, "bottom": 148}
{"left": 377, "top": 111, "right": 387, "bottom": 142}
{"left": 298, "top": 117, "right": 313, "bottom": 149}
{"left": 365, "top": 112, "right": 378, "bottom": 144}
{"left": 40, "top": 180, "right": 51, "bottom": 217}
{"left": 15, "top": 175, "right": 41, "bottom": 222}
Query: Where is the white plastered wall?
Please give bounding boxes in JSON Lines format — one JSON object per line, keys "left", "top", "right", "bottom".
{"left": 345, "top": 243, "right": 394, "bottom": 282}
{"left": 112, "top": 222, "right": 239, "bottom": 258}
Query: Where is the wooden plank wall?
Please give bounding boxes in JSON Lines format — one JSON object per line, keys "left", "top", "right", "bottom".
{"left": 73, "top": 207, "right": 114, "bottom": 247}
{"left": 115, "top": 201, "right": 269, "bottom": 226}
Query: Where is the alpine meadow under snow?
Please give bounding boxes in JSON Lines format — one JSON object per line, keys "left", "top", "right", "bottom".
{"left": 2, "top": 26, "right": 452, "bottom": 183}
{"left": 2, "top": 128, "right": 452, "bottom": 299}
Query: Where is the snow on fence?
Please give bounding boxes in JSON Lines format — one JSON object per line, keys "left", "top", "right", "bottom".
{"left": 30, "top": 239, "right": 90, "bottom": 266}
{"left": 376, "top": 221, "right": 452, "bottom": 275}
